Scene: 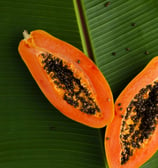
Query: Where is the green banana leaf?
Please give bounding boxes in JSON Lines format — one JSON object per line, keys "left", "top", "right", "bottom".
{"left": 0, "top": 0, "right": 157, "bottom": 168}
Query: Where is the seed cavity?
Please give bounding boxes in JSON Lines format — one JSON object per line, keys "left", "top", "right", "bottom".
{"left": 120, "top": 81, "right": 158, "bottom": 165}
{"left": 39, "top": 52, "right": 101, "bottom": 115}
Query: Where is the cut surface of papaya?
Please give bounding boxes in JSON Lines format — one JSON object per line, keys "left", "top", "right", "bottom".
{"left": 18, "top": 30, "right": 114, "bottom": 128}
{"left": 105, "top": 56, "right": 158, "bottom": 167}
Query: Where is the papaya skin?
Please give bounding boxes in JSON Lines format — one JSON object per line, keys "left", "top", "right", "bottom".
{"left": 105, "top": 56, "right": 158, "bottom": 167}
{"left": 18, "top": 30, "right": 114, "bottom": 128}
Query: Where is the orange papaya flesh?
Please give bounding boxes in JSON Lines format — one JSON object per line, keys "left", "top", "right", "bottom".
{"left": 18, "top": 30, "right": 114, "bottom": 128}
{"left": 105, "top": 56, "right": 158, "bottom": 167}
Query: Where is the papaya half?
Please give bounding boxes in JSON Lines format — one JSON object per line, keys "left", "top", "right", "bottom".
{"left": 105, "top": 56, "right": 158, "bottom": 167}
{"left": 18, "top": 30, "right": 114, "bottom": 128}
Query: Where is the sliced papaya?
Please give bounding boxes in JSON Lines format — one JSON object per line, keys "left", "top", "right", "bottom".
{"left": 18, "top": 30, "right": 114, "bottom": 128}
{"left": 105, "top": 56, "right": 158, "bottom": 167}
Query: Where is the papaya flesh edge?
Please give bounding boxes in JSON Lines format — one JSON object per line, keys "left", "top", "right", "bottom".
{"left": 105, "top": 56, "right": 158, "bottom": 168}
{"left": 18, "top": 30, "right": 114, "bottom": 128}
